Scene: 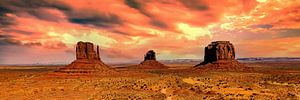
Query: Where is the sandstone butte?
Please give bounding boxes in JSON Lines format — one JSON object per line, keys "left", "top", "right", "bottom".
{"left": 195, "top": 41, "right": 250, "bottom": 71}
{"left": 129, "top": 50, "right": 168, "bottom": 69}
{"left": 57, "top": 41, "right": 112, "bottom": 73}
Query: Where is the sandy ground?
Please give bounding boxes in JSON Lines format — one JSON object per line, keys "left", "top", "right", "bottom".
{"left": 0, "top": 62, "right": 299, "bottom": 99}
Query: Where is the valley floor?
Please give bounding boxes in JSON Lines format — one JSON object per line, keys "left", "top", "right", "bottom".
{"left": 0, "top": 62, "right": 299, "bottom": 99}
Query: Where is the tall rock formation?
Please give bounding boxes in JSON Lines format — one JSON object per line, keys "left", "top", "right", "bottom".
{"left": 203, "top": 41, "right": 235, "bottom": 64}
{"left": 144, "top": 50, "right": 156, "bottom": 61}
{"left": 58, "top": 41, "right": 110, "bottom": 73}
{"left": 140, "top": 50, "right": 168, "bottom": 69}
{"left": 195, "top": 41, "right": 249, "bottom": 71}
{"left": 128, "top": 50, "right": 168, "bottom": 69}
{"left": 75, "top": 42, "right": 100, "bottom": 61}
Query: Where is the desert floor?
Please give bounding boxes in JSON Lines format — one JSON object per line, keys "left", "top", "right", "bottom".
{"left": 0, "top": 62, "right": 299, "bottom": 99}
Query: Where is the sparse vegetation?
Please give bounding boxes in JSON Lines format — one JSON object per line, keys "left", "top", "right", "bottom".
{"left": 0, "top": 62, "right": 300, "bottom": 99}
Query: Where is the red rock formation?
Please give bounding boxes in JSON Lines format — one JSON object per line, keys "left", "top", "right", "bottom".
{"left": 129, "top": 50, "right": 168, "bottom": 69}
{"left": 203, "top": 41, "right": 235, "bottom": 64}
{"left": 140, "top": 60, "right": 167, "bottom": 69}
{"left": 195, "top": 41, "right": 249, "bottom": 71}
{"left": 58, "top": 41, "right": 111, "bottom": 73}
{"left": 144, "top": 50, "right": 156, "bottom": 60}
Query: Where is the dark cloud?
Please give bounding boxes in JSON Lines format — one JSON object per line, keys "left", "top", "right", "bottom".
{"left": 150, "top": 19, "right": 168, "bottom": 28}
{"left": 0, "top": 17, "right": 16, "bottom": 28}
{"left": 125, "top": 0, "right": 142, "bottom": 10}
{"left": 0, "top": 39, "right": 42, "bottom": 46}
{"left": 250, "top": 24, "right": 273, "bottom": 29}
{"left": 0, "top": 35, "right": 41, "bottom": 46}
{"left": 24, "top": 42, "right": 42, "bottom": 46}
{"left": 0, "top": 0, "right": 72, "bottom": 30}
{"left": 0, "top": 38, "right": 21, "bottom": 46}
{"left": 26, "top": 8, "right": 64, "bottom": 22}
{"left": 124, "top": 0, "right": 168, "bottom": 28}
{"left": 112, "top": 30, "right": 130, "bottom": 35}
{"left": 0, "top": 0, "right": 71, "bottom": 22}
{"left": 0, "top": 34, "right": 13, "bottom": 38}
{"left": 124, "top": 0, "right": 152, "bottom": 17}
{"left": 1, "top": 0, "right": 123, "bottom": 28}
{"left": 2, "top": 0, "right": 71, "bottom": 11}
{"left": 2, "top": 29, "right": 34, "bottom": 35}
{"left": 276, "top": 29, "right": 300, "bottom": 38}
{"left": 179, "top": 0, "right": 209, "bottom": 11}
{"left": 0, "top": 34, "right": 20, "bottom": 46}
{"left": 0, "top": 6, "right": 16, "bottom": 28}
{"left": 68, "top": 11, "right": 123, "bottom": 28}
{"left": 0, "top": 6, "right": 12, "bottom": 16}
{"left": 14, "top": 0, "right": 71, "bottom": 22}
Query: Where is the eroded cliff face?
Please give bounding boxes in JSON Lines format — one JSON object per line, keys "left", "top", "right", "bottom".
{"left": 126, "top": 50, "right": 168, "bottom": 69}
{"left": 58, "top": 41, "right": 111, "bottom": 73}
{"left": 196, "top": 41, "right": 250, "bottom": 71}
{"left": 76, "top": 41, "right": 100, "bottom": 61}
{"left": 203, "top": 41, "right": 235, "bottom": 64}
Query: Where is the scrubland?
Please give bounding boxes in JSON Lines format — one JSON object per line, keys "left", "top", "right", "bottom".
{"left": 0, "top": 62, "right": 299, "bottom": 99}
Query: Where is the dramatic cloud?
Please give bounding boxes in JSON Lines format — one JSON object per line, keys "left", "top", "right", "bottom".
{"left": 179, "top": 0, "right": 209, "bottom": 11}
{"left": 250, "top": 24, "right": 273, "bottom": 29}
{"left": 67, "top": 10, "right": 123, "bottom": 28}
{"left": 0, "top": 0, "right": 300, "bottom": 64}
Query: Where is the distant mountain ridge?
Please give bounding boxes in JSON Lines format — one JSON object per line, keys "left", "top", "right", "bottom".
{"left": 1, "top": 57, "right": 300, "bottom": 66}
{"left": 237, "top": 57, "right": 300, "bottom": 62}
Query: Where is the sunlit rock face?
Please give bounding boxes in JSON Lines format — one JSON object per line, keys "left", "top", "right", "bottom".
{"left": 196, "top": 41, "right": 250, "bottom": 71}
{"left": 203, "top": 41, "right": 235, "bottom": 64}
{"left": 76, "top": 41, "right": 101, "bottom": 60}
{"left": 58, "top": 41, "right": 111, "bottom": 73}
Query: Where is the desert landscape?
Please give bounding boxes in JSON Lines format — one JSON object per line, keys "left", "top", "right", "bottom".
{"left": 0, "top": 59, "right": 300, "bottom": 99}
{"left": 0, "top": 41, "right": 299, "bottom": 99}
{"left": 1, "top": 0, "right": 300, "bottom": 99}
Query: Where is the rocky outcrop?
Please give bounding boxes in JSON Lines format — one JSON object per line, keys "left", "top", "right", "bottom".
{"left": 195, "top": 41, "right": 249, "bottom": 71}
{"left": 144, "top": 50, "right": 156, "bottom": 60}
{"left": 57, "top": 41, "right": 111, "bottom": 73}
{"left": 76, "top": 42, "right": 100, "bottom": 61}
{"left": 128, "top": 50, "right": 168, "bottom": 69}
{"left": 202, "top": 41, "right": 235, "bottom": 64}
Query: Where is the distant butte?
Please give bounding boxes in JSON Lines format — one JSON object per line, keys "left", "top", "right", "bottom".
{"left": 144, "top": 50, "right": 156, "bottom": 61}
{"left": 57, "top": 41, "right": 111, "bottom": 73}
{"left": 195, "top": 41, "right": 250, "bottom": 71}
{"left": 129, "top": 50, "right": 168, "bottom": 69}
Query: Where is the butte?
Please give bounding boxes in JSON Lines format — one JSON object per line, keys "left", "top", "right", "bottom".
{"left": 195, "top": 41, "right": 250, "bottom": 71}
{"left": 57, "top": 41, "right": 112, "bottom": 73}
{"left": 128, "top": 50, "right": 168, "bottom": 69}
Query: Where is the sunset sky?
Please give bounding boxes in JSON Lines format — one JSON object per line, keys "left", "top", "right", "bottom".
{"left": 0, "top": 0, "right": 300, "bottom": 64}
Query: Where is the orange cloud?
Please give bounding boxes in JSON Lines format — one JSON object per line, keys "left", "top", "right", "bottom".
{"left": 0, "top": 0, "right": 299, "bottom": 64}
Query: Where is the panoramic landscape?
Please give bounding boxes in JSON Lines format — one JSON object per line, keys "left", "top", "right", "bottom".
{"left": 1, "top": 0, "right": 300, "bottom": 99}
